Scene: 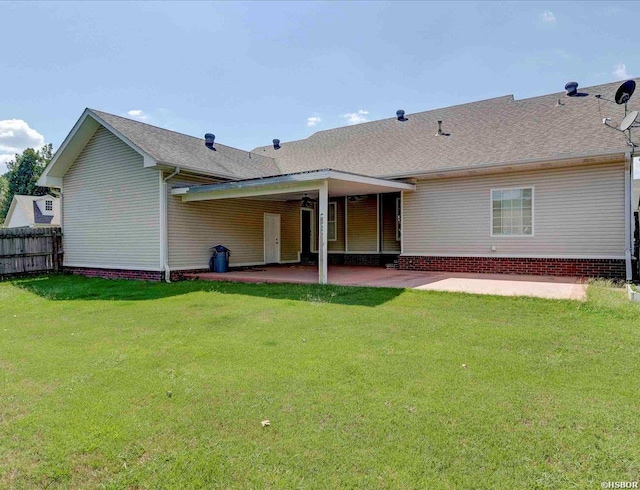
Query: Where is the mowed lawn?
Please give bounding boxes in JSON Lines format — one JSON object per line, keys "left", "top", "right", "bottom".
{"left": 1, "top": 276, "right": 639, "bottom": 489}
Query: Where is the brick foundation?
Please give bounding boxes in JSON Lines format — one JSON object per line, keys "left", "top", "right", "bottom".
{"left": 64, "top": 266, "right": 216, "bottom": 281}
{"left": 65, "top": 267, "right": 164, "bottom": 281}
{"left": 397, "top": 256, "right": 626, "bottom": 279}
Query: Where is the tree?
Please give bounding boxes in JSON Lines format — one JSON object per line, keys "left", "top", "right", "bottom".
{"left": 0, "top": 144, "right": 54, "bottom": 222}
{"left": 0, "top": 175, "right": 7, "bottom": 213}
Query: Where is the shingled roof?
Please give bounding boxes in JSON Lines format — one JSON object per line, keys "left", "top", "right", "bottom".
{"left": 89, "top": 110, "right": 280, "bottom": 179}
{"left": 253, "top": 79, "right": 639, "bottom": 178}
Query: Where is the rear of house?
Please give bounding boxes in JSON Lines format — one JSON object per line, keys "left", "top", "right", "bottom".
{"left": 37, "top": 79, "right": 639, "bottom": 282}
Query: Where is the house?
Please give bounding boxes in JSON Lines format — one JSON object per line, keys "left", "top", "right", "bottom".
{"left": 37, "top": 79, "right": 639, "bottom": 283}
{"left": 3, "top": 195, "right": 60, "bottom": 229}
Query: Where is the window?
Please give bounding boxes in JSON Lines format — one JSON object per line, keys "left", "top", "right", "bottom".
{"left": 491, "top": 187, "right": 533, "bottom": 236}
{"left": 328, "top": 202, "right": 337, "bottom": 241}
{"left": 45, "top": 200, "right": 53, "bottom": 211}
{"left": 396, "top": 197, "right": 401, "bottom": 241}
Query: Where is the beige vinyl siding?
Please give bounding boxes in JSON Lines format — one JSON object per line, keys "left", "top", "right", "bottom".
{"left": 381, "top": 192, "right": 401, "bottom": 252}
{"left": 403, "top": 162, "right": 626, "bottom": 258}
{"left": 167, "top": 174, "right": 300, "bottom": 268}
{"left": 63, "top": 126, "right": 160, "bottom": 269}
{"left": 346, "top": 195, "right": 378, "bottom": 252}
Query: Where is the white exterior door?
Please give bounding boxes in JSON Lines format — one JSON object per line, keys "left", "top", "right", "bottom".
{"left": 264, "top": 213, "right": 281, "bottom": 264}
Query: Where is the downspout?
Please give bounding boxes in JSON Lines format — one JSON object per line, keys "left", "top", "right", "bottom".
{"left": 162, "top": 167, "right": 181, "bottom": 283}
{"left": 625, "top": 152, "right": 633, "bottom": 282}
{"left": 59, "top": 187, "right": 64, "bottom": 234}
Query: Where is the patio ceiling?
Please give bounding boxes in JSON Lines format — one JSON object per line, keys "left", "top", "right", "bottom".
{"left": 170, "top": 169, "right": 415, "bottom": 202}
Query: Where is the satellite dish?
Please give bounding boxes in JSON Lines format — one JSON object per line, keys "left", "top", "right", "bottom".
{"left": 620, "top": 110, "right": 639, "bottom": 131}
{"left": 615, "top": 80, "right": 636, "bottom": 105}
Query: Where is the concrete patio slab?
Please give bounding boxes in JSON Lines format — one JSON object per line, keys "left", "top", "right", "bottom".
{"left": 187, "top": 266, "right": 587, "bottom": 300}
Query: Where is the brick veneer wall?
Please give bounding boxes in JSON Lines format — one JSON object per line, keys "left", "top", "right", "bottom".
{"left": 397, "top": 256, "right": 626, "bottom": 279}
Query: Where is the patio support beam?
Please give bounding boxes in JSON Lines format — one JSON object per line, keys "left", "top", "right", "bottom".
{"left": 318, "top": 180, "right": 329, "bottom": 284}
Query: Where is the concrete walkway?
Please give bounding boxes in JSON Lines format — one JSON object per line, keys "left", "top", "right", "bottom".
{"left": 187, "top": 266, "right": 587, "bottom": 300}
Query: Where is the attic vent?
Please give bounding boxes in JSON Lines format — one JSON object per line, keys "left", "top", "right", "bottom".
{"left": 396, "top": 110, "right": 408, "bottom": 122}
{"left": 565, "top": 81, "right": 579, "bottom": 96}
{"left": 204, "top": 133, "right": 216, "bottom": 151}
{"left": 273, "top": 139, "right": 281, "bottom": 150}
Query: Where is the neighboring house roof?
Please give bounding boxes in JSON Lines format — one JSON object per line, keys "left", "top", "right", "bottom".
{"left": 88, "top": 110, "right": 280, "bottom": 179}
{"left": 32, "top": 201, "right": 54, "bottom": 224}
{"left": 254, "top": 79, "right": 639, "bottom": 177}
{"left": 4, "top": 195, "right": 60, "bottom": 228}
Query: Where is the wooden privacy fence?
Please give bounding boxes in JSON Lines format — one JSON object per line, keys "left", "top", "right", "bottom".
{"left": 0, "top": 227, "right": 63, "bottom": 278}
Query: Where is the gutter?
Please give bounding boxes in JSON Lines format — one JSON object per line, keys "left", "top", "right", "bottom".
{"left": 161, "top": 167, "right": 181, "bottom": 283}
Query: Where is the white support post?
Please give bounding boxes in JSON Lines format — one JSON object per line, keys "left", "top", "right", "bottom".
{"left": 376, "top": 194, "right": 380, "bottom": 253}
{"left": 318, "top": 180, "right": 329, "bottom": 284}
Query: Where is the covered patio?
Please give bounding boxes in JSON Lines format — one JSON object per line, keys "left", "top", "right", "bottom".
{"left": 172, "top": 169, "right": 416, "bottom": 284}
{"left": 185, "top": 265, "right": 587, "bottom": 300}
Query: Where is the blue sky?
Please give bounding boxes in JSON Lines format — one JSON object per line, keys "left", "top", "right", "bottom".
{"left": 0, "top": 1, "right": 638, "bottom": 172}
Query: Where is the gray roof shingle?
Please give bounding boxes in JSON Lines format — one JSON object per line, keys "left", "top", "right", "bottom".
{"left": 89, "top": 79, "right": 639, "bottom": 182}
{"left": 33, "top": 202, "right": 53, "bottom": 224}
{"left": 89, "top": 109, "right": 280, "bottom": 179}
{"left": 253, "top": 79, "right": 640, "bottom": 177}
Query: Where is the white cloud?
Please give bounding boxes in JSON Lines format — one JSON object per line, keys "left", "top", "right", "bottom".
{"left": 307, "top": 116, "right": 322, "bottom": 127}
{"left": 127, "top": 109, "right": 148, "bottom": 120}
{"left": 613, "top": 63, "right": 629, "bottom": 80}
{"left": 342, "top": 110, "right": 369, "bottom": 125}
{"left": 540, "top": 10, "right": 556, "bottom": 23}
{"left": 0, "top": 119, "right": 45, "bottom": 173}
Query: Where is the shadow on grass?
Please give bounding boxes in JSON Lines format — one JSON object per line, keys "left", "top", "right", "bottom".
{"left": 10, "top": 274, "right": 405, "bottom": 307}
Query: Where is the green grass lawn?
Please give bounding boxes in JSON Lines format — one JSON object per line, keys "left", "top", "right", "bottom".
{"left": 1, "top": 275, "right": 639, "bottom": 489}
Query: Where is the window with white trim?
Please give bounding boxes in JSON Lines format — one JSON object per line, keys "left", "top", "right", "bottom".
{"left": 328, "top": 202, "right": 337, "bottom": 241}
{"left": 396, "top": 197, "right": 401, "bottom": 241}
{"left": 45, "top": 200, "right": 53, "bottom": 211}
{"left": 491, "top": 187, "right": 533, "bottom": 236}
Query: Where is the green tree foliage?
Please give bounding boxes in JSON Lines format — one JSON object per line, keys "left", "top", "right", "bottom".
{"left": 0, "top": 144, "right": 54, "bottom": 223}
{"left": 0, "top": 175, "right": 7, "bottom": 213}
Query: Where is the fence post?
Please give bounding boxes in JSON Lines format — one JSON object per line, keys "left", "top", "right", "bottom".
{"left": 52, "top": 229, "right": 59, "bottom": 272}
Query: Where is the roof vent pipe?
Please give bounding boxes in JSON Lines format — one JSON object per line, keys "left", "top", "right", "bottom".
{"left": 205, "top": 133, "right": 216, "bottom": 151}
{"left": 565, "top": 81, "right": 579, "bottom": 97}
{"left": 273, "top": 139, "right": 281, "bottom": 150}
{"left": 436, "top": 120, "right": 443, "bottom": 136}
{"left": 396, "top": 110, "right": 408, "bottom": 122}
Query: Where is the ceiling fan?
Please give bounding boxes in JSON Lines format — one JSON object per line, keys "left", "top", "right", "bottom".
{"left": 347, "top": 195, "right": 368, "bottom": 202}
{"left": 286, "top": 193, "right": 318, "bottom": 208}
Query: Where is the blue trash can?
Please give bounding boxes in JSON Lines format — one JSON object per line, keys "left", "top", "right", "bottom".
{"left": 209, "top": 245, "right": 231, "bottom": 273}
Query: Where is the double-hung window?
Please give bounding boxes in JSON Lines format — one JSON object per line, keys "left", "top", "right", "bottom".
{"left": 327, "top": 202, "right": 337, "bottom": 241}
{"left": 491, "top": 187, "right": 533, "bottom": 236}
